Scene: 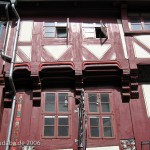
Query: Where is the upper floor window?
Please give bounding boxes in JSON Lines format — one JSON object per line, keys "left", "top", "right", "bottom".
{"left": 82, "top": 22, "right": 108, "bottom": 39}
{"left": 42, "top": 92, "right": 71, "bottom": 138}
{"left": 43, "top": 22, "right": 67, "bottom": 38}
{"left": 128, "top": 13, "right": 150, "bottom": 31}
{"left": 86, "top": 92, "right": 114, "bottom": 138}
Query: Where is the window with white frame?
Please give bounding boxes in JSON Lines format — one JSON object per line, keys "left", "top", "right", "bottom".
{"left": 43, "top": 22, "right": 67, "bottom": 38}
{"left": 43, "top": 92, "right": 71, "bottom": 138}
{"left": 128, "top": 13, "right": 150, "bottom": 31}
{"left": 86, "top": 92, "right": 114, "bottom": 138}
{"left": 82, "top": 23, "right": 107, "bottom": 39}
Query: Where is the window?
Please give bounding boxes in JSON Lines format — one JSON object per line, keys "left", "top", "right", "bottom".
{"left": 43, "top": 92, "right": 71, "bottom": 138}
{"left": 129, "top": 13, "right": 150, "bottom": 31}
{"left": 43, "top": 22, "right": 67, "bottom": 38}
{"left": 82, "top": 22, "right": 108, "bottom": 39}
{"left": 86, "top": 92, "right": 114, "bottom": 138}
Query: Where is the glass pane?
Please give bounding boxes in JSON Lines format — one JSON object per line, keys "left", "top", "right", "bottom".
{"left": 144, "top": 24, "right": 150, "bottom": 30}
{"left": 58, "top": 126, "right": 69, "bottom": 136}
{"left": 130, "top": 18, "right": 142, "bottom": 30}
{"left": 58, "top": 117, "right": 68, "bottom": 125}
{"left": 83, "top": 23, "right": 94, "bottom": 27}
{"left": 144, "top": 19, "right": 150, "bottom": 23}
{"left": 0, "top": 23, "right": 3, "bottom": 38}
{"left": 95, "top": 23, "right": 101, "bottom": 27}
{"left": 84, "top": 33, "right": 95, "bottom": 38}
{"left": 44, "top": 32, "right": 55, "bottom": 38}
{"left": 57, "top": 22, "right": 67, "bottom": 27}
{"left": 44, "top": 27, "right": 55, "bottom": 32}
{"left": 44, "top": 126, "right": 54, "bottom": 136}
{"left": 56, "top": 28, "right": 67, "bottom": 38}
{"left": 101, "top": 103, "right": 110, "bottom": 112}
{"left": 131, "top": 24, "right": 142, "bottom": 30}
{"left": 90, "top": 117, "right": 99, "bottom": 126}
{"left": 95, "top": 28, "right": 101, "bottom": 38}
{"left": 130, "top": 18, "right": 141, "bottom": 23}
{"left": 84, "top": 28, "right": 95, "bottom": 33}
{"left": 104, "top": 127, "right": 113, "bottom": 137}
{"left": 89, "top": 94, "right": 97, "bottom": 102}
{"left": 90, "top": 127, "right": 100, "bottom": 137}
{"left": 44, "top": 22, "right": 55, "bottom": 27}
{"left": 103, "top": 117, "right": 112, "bottom": 126}
{"left": 101, "top": 94, "right": 109, "bottom": 102}
{"left": 128, "top": 13, "right": 139, "bottom": 17}
{"left": 58, "top": 93, "right": 68, "bottom": 112}
{"left": 45, "top": 117, "right": 54, "bottom": 125}
{"left": 45, "top": 93, "right": 55, "bottom": 112}
{"left": 89, "top": 103, "right": 98, "bottom": 112}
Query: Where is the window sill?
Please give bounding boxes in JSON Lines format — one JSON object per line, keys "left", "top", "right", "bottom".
{"left": 89, "top": 137, "right": 116, "bottom": 139}
{"left": 41, "top": 136, "right": 71, "bottom": 139}
{"left": 125, "top": 30, "right": 150, "bottom": 36}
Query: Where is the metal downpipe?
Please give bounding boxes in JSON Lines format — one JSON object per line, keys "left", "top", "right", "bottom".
{"left": 1, "top": 4, "right": 12, "bottom": 63}
{"left": 5, "top": 3, "right": 20, "bottom": 150}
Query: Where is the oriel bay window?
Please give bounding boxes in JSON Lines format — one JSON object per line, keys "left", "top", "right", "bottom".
{"left": 86, "top": 92, "right": 114, "bottom": 138}
{"left": 42, "top": 92, "right": 71, "bottom": 138}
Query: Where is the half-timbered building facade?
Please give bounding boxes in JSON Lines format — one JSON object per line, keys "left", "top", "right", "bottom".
{"left": 0, "top": 0, "right": 150, "bottom": 150}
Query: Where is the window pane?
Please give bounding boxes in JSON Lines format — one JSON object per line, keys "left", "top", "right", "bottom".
{"left": 89, "top": 94, "right": 97, "bottom": 102}
{"left": 90, "top": 117, "right": 99, "bottom": 126}
{"left": 58, "top": 126, "right": 69, "bottom": 136}
{"left": 58, "top": 117, "right": 68, "bottom": 125}
{"left": 103, "top": 117, "right": 113, "bottom": 137}
{"left": 144, "top": 19, "right": 150, "bottom": 30}
{"left": 101, "top": 103, "right": 110, "bottom": 112}
{"left": 45, "top": 117, "right": 54, "bottom": 125}
{"left": 57, "top": 22, "right": 67, "bottom": 27}
{"left": 130, "top": 18, "right": 142, "bottom": 30}
{"left": 45, "top": 93, "right": 55, "bottom": 112}
{"left": 131, "top": 18, "right": 141, "bottom": 23}
{"left": 101, "top": 94, "right": 109, "bottom": 102}
{"left": 95, "top": 28, "right": 101, "bottom": 38}
{"left": 89, "top": 103, "right": 98, "bottom": 112}
{"left": 90, "top": 117, "right": 100, "bottom": 137}
{"left": 44, "top": 27, "right": 55, "bottom": 32}
{"left": 103, "top": 117, "right": 112, "bottom": 126}
{"left": 144, "top": 24, "right": 150, "bottom": 30}
{"left": 56, "top": 28, "right": 67, "bottom": 38}
{"left": 131, "top": 24, "right": 142, "bottom": 30}
{"left": 44, "top": 22, "right": 55, "bottom": 27}
{"left": 95, "top": 23, "right": 101, "bottom": 27}
{"left": 58, "top": 93, "right": 68, "bottom": 112}
{"left": 44, "top": 126, "right": 54, "bottom": 136}
{"left": 104, "top": 127, "right": 113, "bottom": 137}
{"left": 88, "top": 94, "right": 98, "bottom": 112}
{"left": 44, "top": 32, "right": 55, "bottom": 38}
{"left": 83, "top": 23, "right": 94, "bottom": 27}
{"left": 90, "top": 127, "right": 100, "bottom": 137}
{"left": 144, "top": 19, "right": 150, "bottom": 23}
{"left": 84, "top": 28, "right": 95, "bottom": 33}
{"left": 0, "top": 22, "right": 3, "bottom": 38}
{"left": 84, "top": 33, "right": 95, "bottom": 38}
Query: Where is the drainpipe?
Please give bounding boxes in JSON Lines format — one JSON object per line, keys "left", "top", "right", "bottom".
{"left": 5, "top": 2, "right": 20, "bottom": 150}
{"left": 1, "top": 4, "right": 12, "bottom": 63}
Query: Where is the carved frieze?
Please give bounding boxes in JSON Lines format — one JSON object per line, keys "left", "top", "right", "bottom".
{"left": 120, "top": 139, "right": 136, "bottom": 150}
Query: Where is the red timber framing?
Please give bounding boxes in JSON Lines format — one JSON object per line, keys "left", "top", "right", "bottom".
{"left": 1, "top": 1, "right": 150, "bottom": 150}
